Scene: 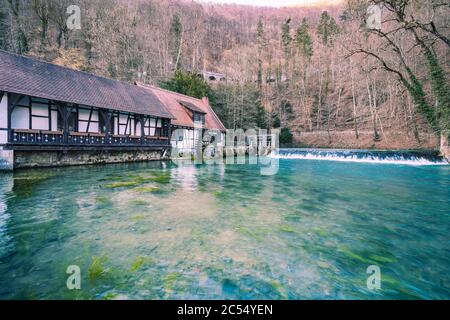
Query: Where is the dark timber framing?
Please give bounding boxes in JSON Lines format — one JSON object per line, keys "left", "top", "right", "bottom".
{"left": 0, "top": 50, "right": 175, "bottom": 157}
{"left": 4, "top": 93, "right": 171, "bottom": 151}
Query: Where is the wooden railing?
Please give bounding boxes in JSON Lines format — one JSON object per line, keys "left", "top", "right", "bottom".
{"left": 12, "top": 129, "right": 64, "bottom": 144}
{"left": 11, "top": 129, "right": 169, "bottom": 147}
{"left": 68, "top": 131, "right": 106, "bottom": 145}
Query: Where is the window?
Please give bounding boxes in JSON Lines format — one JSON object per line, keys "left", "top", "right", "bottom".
{"left": 10, "top": 95, "right": 56, "bottom": 130}
{"left": 99, "top": 113, "right": 114, "bottom": 134}
{"left": 111, "top": 112, "right": 136, "bottom": 135}
{"left": 11, "top": 106, "right": 29, "bottom": 129}
{"left": 143, "top": 117, "right": 162, "bottom": 137}
{"left": 78, "top": 106, "right": 99, "bottom": 133}
{"left": 31, "top": 99, "right": 49, "bottom": 130}
{"left": 10, "top": 96, "right": 60, "bottom": 131}
{"left": 193, "top": 113, "right": 205, "bottom": 125}
{"left": 67, "top": 110, "right": 78, "bottom": 132}
{"left": 11, "top": 95, "right": 30, "bottom": 129}
{"left": 118, "top": 113, "right": 128, "bottom": 135}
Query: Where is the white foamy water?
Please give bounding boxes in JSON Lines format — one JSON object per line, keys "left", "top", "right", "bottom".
{"left": 269, "top": 149, "right": 449, "bottom": 166}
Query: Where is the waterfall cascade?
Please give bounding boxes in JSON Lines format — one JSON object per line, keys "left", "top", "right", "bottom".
{"left": 269, "top": 149, "right": 449, "bottom": 165}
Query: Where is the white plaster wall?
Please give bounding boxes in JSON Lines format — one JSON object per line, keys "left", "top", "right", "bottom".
{"left": 193, "top": 129, "right": 199, "bottom": 141}
{"left": 78, "top": 109, "right": 99, "bottom": 133}
{"left": 130, "top": 118, "right": 135, "bottom": 136}
{"left": 30, "top": 103, "right": 49, "bottom": 130}
{"left": 90, "top": 122, "right": 99, "bottom": 133}
{"left": 78, "top": 122, "right": 88, "bottom": 132}
{"left": 79, "top": 120, "right": 99, "bottom": 133}
{"left": 32, "top": 117, "right": 49, "bottom": 130}
{"left": 171, "top": 129, "right": 183, "bottom": 149}
{"left": 187, "top": 129, "right": 195, "bottom": 150}
{"left": 0, "top": 130, "right": 7, "bottom": 144}
{"left": 78, "top": 108, "right": 99, "bottom": 121}
{"left": 135, "top": 121, "right": 142, "bottom": 137}
{"left": 114, "top": 116, "right": 118, "bottom": 134}
{"left": 171, "top": 128, "right": 195, "bottom": 151}
{"left": 51, "top": 110, "right": 58, "bottom": 131}
{"left": 118, "top": 114, "right": 128, "bottom": 135}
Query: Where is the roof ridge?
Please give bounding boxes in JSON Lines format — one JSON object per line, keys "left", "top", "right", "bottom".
{"left": 0, "top": 49, "right": 141, "bottom": 91}
{"left": 137, "top": 82, "right": 225, "bottom": 131}
{"left": 138, "top": 82, "right": 205, "bottom": 103}
{"left": 0, "top": 50, "right": 174, "bottom": 119}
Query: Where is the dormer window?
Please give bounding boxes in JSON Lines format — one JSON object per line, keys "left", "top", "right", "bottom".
{"left": 193, "top": 112, "right": 205, "bottom": 125}
{"left": 178, "top": 100, "right": 207, "bottom": 127}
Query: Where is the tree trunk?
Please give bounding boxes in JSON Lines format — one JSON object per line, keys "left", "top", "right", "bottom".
{"left": 366, "top": 74, "right": 379, "bottom": 141}
{"left": 350, "top": 58, "right": 359, "bottom": 139}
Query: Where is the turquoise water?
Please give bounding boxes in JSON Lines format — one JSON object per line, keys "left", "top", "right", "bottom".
{"left": 0, "top": 158, "right": 449, "bottom": 299}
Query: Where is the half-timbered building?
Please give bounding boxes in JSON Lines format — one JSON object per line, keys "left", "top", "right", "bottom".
{"left": 0, "top": 50, "right": 174, "bottom": 169}
{"left": 137, "top": 84, "right": 226, "bottom": 155}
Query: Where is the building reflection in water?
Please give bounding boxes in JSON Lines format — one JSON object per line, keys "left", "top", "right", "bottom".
{"left": 0, "top": 173, "right": 13, "bottom": 259}
{"left": 170, "top": 161, "right": 199, "bottom": 192}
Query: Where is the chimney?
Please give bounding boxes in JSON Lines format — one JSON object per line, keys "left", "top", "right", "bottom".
{"left": 202, "top": 96, "right": 209, "bottom": 106}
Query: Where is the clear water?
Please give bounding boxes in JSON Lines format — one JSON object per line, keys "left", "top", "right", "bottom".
{"left": 0, "top": 158, "right": 449, "bottom": 300}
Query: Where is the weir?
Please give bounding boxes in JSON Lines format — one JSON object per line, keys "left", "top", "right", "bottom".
{"left": 269, "top": 148, "right": 449, "bottom": 165}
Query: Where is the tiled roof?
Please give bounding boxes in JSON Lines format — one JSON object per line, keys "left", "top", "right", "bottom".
{"left": 178, "top": 100, "right": 206, "bottom": 114}
{"left": 137, "top": 83, "right": 226, "bottom": 131}
{"left": 0, "top": 50, "right": 173, "bottom": 119}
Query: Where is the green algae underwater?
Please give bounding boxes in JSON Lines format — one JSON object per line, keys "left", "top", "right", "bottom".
{"left": 0, "top": 159, "right": 448, "bottom": 299}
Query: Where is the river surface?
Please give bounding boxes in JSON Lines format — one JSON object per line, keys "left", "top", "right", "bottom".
{"left": 0, "top": 157, "right": 448, "bottom": 299}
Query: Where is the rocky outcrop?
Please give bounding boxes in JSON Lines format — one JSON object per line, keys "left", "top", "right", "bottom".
{"left": 440, "top": 132, "right": 450, "bottom": 163}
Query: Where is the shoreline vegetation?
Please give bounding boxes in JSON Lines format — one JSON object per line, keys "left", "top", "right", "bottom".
{"left": 289, "top": 130, "right": 440, "bottom": 151}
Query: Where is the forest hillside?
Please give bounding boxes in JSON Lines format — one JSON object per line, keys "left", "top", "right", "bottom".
{"left": 1, "top": 0, "right": 449, "bottom": 149}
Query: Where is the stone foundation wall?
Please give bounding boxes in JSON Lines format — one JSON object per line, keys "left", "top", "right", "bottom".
{"left": 0, "top": 148, "right": 14, "bottom": 170}
{"left": 12, "top": 149, "right": 169, "bottom": 169}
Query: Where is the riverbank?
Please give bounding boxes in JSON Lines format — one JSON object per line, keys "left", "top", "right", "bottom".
{"left": 292, "top": 130, "right": 439, "bottom": 150}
